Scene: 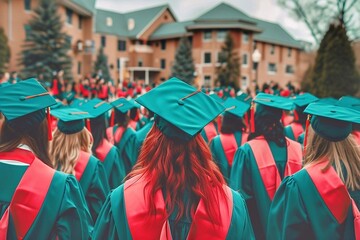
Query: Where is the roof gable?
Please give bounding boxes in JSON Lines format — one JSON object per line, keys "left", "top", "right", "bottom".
{"left": 70, "top": 0, "right": 96, "bottom": 14}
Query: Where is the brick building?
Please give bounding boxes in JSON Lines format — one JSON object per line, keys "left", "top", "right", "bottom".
{"left": 0, "top": 1, "right": 306, "bottom": 90}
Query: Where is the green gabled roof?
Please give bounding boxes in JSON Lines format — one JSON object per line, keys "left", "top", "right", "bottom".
{"left": 254, "top": 19, "right": 302, "bottom": 49}
{"left": 95, "top": 5, "right": 175, "bottom": 38}
{"left": 149, "top": 21, "right": 193, "bottom": 40}
{"left": 70, "top": 0, "right": 96, "bottom": 14}
{"left": 195, "top": 2, "right": 256, "bottom": 24}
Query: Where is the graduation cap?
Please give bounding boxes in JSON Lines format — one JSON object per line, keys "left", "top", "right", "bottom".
{"left": 209, "top": 93, "right": 224, "bottom": 103}
{"left": 51, "top": 107, "right": 92, "bottom": 134}
{"left": 293, "top": 93, "right": 318, "bottom": 108}
{"left": 135, "top": 77, "right": 225, "bottom": 141}
{"left": 111, "top": 98, "right": 140, "bottom": 113}
{"left": 236, "top": 92, "right": 253, "bottom": 104}
{"left": 0, "top": 78, "right": 56, "bottom": 136}
{"left": 80, "top": 98, "right": 112, "bottom": 118}
{"left": 338, "top": 96, "right": 360, "bottom": 112}
{"left": 223, "top": 98, "right": 250, "bottom": 118}
{"left": 253, "top": 93, "right": 293, "bottom": 119}
{"left": 70, "top": 98, "right": 88, "bottom": 108}
{"left": 304, "top": 102, "right": 360, "bottom": 142}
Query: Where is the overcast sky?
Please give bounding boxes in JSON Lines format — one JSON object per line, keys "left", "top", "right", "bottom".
{"left": 96, "top": 0, "right": 314, "bottom": 43}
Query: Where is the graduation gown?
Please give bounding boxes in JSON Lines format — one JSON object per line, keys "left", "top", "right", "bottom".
{"left": 94, "top": 138, "right": 127, "bottom": 189}
{"left": 130, "top": 120, "right": 154, "bottom": 162}
{"left": 267, "top": 160, "right": 360, "bottom": 240}
{"left": 74, "top": 151, "right": 110, "bottom": 222}
{"left": 92, "top": 175, "right": 255, "bottom": 240}
{"left": 0, "top": 148, "right": 93, "bottom": 239}
{"left": 209, "top": 131, "right": 248, "bottom": 182}
{"left": 229, "top": 136, "right": 302, "bottom": 239}
{"left": 284, "top": 122, "right": 304, "bottom": 141}
{"left": 201, "top": 121, "right": 218, "bottom": 143}
{"left": 106, "top": 125, "right": 137, "bottom": 174}
{"left": 352, "top": 130, "right": 360, "bottom": 145}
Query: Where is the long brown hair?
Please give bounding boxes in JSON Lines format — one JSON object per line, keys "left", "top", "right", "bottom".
{"left": 50, "top": 128, "right": 92, "bottom": 174}
{"left": 127, "top": 125, "right": 226, "bottom": 224}
{"left": 304, "top": 126, "right": 360, "bottom": 190}
{"left": 0, "top": 113, "right": 52, "bottom": 167}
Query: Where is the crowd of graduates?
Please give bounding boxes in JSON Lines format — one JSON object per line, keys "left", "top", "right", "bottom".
{"left": 0, "top": 75, "right": 359, "bottom": 239}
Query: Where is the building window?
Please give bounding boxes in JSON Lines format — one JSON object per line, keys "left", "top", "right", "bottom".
{"left": 24, "top": 0, "right": 31, "bottom": 11}
{"left": 161, "top": 40, "right": 166, "bottom": 50}
{"left": 101, "top": 35, "right": 106, "bottom": 47}
{"left": 78, "top": 15, "right": 83, "bottom": 29}
{"left": 241, "top": 76, "right": 249, "bottom": 89}
{"left": 66, "top": 8, "right": 73, "bottom": 24}
{"left": 288, "top": 48, "right": 292, "bottom": 57}
{"left": 217, "top": 30, "right": 227, "bottom": 41}
{"left": 118, "top": 40, "right": 126, "bottom": 51}
{"left": 160, "top": 59, "right": 166, "bottom": 69}
{"left": 243, "top": 32, "right": 249, "bottom": 43}
{"left": 270, "top": 44, "right": 275, "bottom": 55}
{"left": 106, "top": 17, "right": 113, "bottom": 27}
{"left": 203, "top": 30, "right": 212, "bottom": 41}
{"left": 138, "top": 58, "right": 143, "bottom": 67}
{"left": 268, "top": 63, "right": 277, "bottom": 73}
{"left": 204, "top": 75, "right": 211, "bottom": 87}
{"left": 242, "top": 53, "right": 248, "bottom": 67}
{"left": 217, "top": 52, "right": 222, "bottom": 63}
{"left": 24, "top": 25, "right": 32, "bottom": 40}
{"left": 203, "top": 52, "right": 211, "bottom": 64}
{"left": 285, "top": 65, "right": 295, "bottom": 74}
{"left": 77, "top": 62, "right": 82, "bottom": 74}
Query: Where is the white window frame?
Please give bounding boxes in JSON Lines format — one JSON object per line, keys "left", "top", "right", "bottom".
{"left": 217, "top": 30, "right": 227, "bottom": 42}
{"left": 203, "top": 30, "right": 212, "bottom": 42}
{"left": 285, "top": 64, "right": 295, "bottom": 75}
{"left": 202, "top": 51, "right": 212, "bottom": 65}
{"left": 204, "top": 75, "right": 211, "bottom": 87}
{"left": 242, "top": 32, "right": 249, "bottom": 44}
{"left": 241, "top": 75, "right": 249, "bottom": 90}
{"left": 268, "top": 63, "right": 277, "bottom": 75}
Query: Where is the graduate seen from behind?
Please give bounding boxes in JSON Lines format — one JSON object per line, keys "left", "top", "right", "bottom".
{"left": 267, "top": 102, "right": 360, "bottom": 240}
{"left": 49, "top": 107, "right": 110, "bottom": 222}
{"left": 93, "top": 77, "right": 255, "bottom": 240}
{"left": 230, "top": 93, "right": 303, "bottom": 239}
{"left": 0, "top": 79, "right": 92, "bottom": 239}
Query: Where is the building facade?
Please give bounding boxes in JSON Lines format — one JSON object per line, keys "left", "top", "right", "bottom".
{"left": 0, "top": 1, "right": 306, "bottom": 90}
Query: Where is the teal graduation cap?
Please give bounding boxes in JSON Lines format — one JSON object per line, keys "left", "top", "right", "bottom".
{"left": 338, "top": 96, "right": 360, "bottom": 112}
{"left": 304, "top": 102, "right": 360, "bottom": 142}
{"left": 51, "top": 107, "right": 92, "bottom": 134}
{"left": 293, "top": 93, "right": 318, "bottom": 108}
{"left": 111, "top": 98, "right": 140, "bottom": 113}
{"left": 0, "top": 78, "right": 56, "bottom": 132}
{"left": 236, "top": 93, "right": 253, "bottom": 104}
{"left": 80, "top": 98, "right": 112, "bottom": 118}
{"left": 223, "top": 98, "right": 250, "bottom": 118}
{"left": 209, "top": 93, "right": 224, "bottom": 103}
{"left": 135, "top": 77, "right": 225, "bottom": 141}
{"left": 253, "top": 93, "right": 294, "bottom": 120}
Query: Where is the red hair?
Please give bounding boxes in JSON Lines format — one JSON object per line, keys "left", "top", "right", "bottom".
{"left": 127, "top": 125, "right": 226, "bottom": 224}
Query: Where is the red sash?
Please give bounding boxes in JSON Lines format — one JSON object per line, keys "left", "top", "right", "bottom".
{"left": 129, "top": 120, "right": 137, "bottom": 130}
{"left": 306, "top": 160, "right": 360, "bottom": 238}
{"left": 248, "top": 137, "right": 302, "bottom": 200}
{"left": 290, "top": 122, "right": 304, "bottom": 141}
{"left": 106, "top": 126, "right": 125, "bottom": 145}
{"left": 220, "top": 133, "right": 245, "bottom": 167}
{"left": 74, "top": 151, "right": 91, "bottom": 181}
{"left": 124, "top": 176, "right": 233, "bottom": 240}
{"left": 352, "top": 131, "right": 360, "bottom": 145}
{"left": 0, "top": 149, "right": 55, "bottom": 239}
{"left": 95, "top": 139, "right": 113, "bottom": 162}
{"left": 204, "top": 122, "right": 218, "bottom": 143}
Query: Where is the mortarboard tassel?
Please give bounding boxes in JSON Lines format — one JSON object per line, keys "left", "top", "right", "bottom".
{"left": 303, "top": 115, "right": 311, "bottom": 155}
{"left": 250, "top": 102, "right": 255, "bottom": 133}
{"left": 110, "top": 110, "right": 115, "bottom": 127}
{"left": 47, "top": 107, "right": 52, "bottom": 141}
{"left": 86, "top": 119, "right": 92, "bottom": 133}
{"left": 293, "top": 110, "right": 299, "bottom": 122}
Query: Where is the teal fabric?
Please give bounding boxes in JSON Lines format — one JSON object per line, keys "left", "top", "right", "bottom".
{"left": 111, "top": 98, "right": 139, "bottom": 113}
{"left": 132, "top": 120, "right": 154, "bottom": 161}
{"left": 114, "top": 127, "right": 137, "bottom": 174}
{"left": 79, "top": 155, "right": 110, "bottom": 222}
{"left": 292, "top": 93, "right": 318, "bottom": 108}
{"left": 136, "top": 77, "right": 225, "bottom": 140}
{"left": 311, "top": 115, "right": 352, "bottom": 142}
{"left": 254, "top": 93, "right": 294, "bottom": 111}
{"left": 284, "top": 125, "right": 296, "bottom": 141}
{"left": 267, "top": 170, "right": 358, "bottom": 240}
{"left": 229, "top": 140, "right": 287, "bottom": 239}
{"left": 0, "top": 163, "right": 93, "bottom": 239}
{"left": 223, "top": 98, "right": 250, "bottom": 118}
{"left": 80, "top": 98, "right": 112, "bottom": 118}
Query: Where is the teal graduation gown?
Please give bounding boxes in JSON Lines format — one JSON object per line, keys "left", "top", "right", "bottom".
{"left": 284, "top": 122, "right": 304, "bottom": 141}
{"left": 94, "top": 138, "right": 127, "bottom": 189}
{"left": 0, "top": 149, "right": 93, "bottom": 239}
{"left": 229, "top": 137, "right": 302, "bottom": 239}
{"left": 130, "top": 119, "right": 154, "bottom": 162}
{"left": 93, "top": 176, "right": 255, "bottom": 240}
{"left": 75, "top": 151, "right": 110, "bottom": 222}
{"left": 267, "top": 162, "right": 360, "bottom": 240}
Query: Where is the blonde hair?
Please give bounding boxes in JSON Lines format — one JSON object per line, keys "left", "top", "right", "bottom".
{"left": 304, "top": 126, "right": 360, "bottom": 190}
{"left": 50, "top": 128, "right": 92, "bottom": 174}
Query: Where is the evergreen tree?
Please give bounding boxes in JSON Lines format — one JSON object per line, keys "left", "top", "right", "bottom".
{"left": 21, "top": 0, "right": 72, "bottom": 82}
{"left": 301, "top": 64, "right": 313, "bottom": 92}
{"left": 171, "top": 37, "right": 195, "bottom": 84}
{"left": 94, "top": 47, "right": 111, "bottom": 81}
{"left": 0, "top": 27, "right": 10, "bottom": 73}
{"left": 216, "top": 32, "right": 240, "bottom": 90}
{"left": 312, "top": 23, "right": 359, "bottom": 98}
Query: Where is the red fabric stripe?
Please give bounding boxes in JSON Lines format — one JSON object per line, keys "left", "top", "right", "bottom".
{"left": 204, "top": 122, "right": 218, "bottom": 143}
{"left": 352, "top": 200, "right": 360, "bottom": 239}
{"left": 74, "top": 151, "right": 91, "bottom": 181}
{"left": 220, "top": 134, "right": 238, "bottom": 166}
{"left": 95, "top": 139, "right": 113, "bottom": 162}
{"left": 290, "top": 122, "right": 304, "bottom": 141}
{"left": 110, "top": 110, "right": 115, "bottom": 127}
{"left": 250, "top": 105, "right": 255, "bottom": 133}
{"left": 352, "top": 131, "right": 360, "bottom": 145}
{"left": 303, "top": 116, "right": 310, "bottom": 155}
{"left": 129, "top": 120, "right": 137, "bottom": 130}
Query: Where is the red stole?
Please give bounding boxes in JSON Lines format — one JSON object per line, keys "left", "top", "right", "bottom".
{"left": 74, "top": 151, "right": 91, "bottom": 181}
{"left": 352, "top": 131, "right": 360, "bottom": 145}
{"left": 129, "top": 120, "right": 137, "bottom": 130}
{"left": 124, "top": 176, "right": 233, "bottom": 240}
{"left": 204, "top": 122, "right": 218, "bottom": 143}
{"left": 306, "top": 160, "right": 360, "bottom": 238}
{"left": 248, "top": 137, "right": 302, "bottom": 200}
{"left": 95, "top": 139, "right": 113, "bottom": 162}
{"left": 106, "top": 126, "right": 125, "bottom": 145}
{"left": 290, "top": 122, "right": 304, "bottom": 141}
{"left": 0, "top": 149, "right": 55, "bottom": 239}
{"left": 219, "top": 132, "right": 248, "bottom": 166}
